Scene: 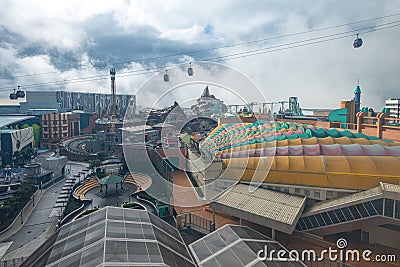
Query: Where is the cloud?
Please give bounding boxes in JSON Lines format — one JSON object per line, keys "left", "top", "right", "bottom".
{"left": 0, "top": 0, "right": 399, "bottom": 111}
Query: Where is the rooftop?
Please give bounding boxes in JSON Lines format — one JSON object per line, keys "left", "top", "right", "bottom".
{"left": 43, "top": 207, "right": 195, "bottom": 266}
{"left": 97, "top": 174, "right": 125, "bottom": 185}
{"left": 210, "top": 183, "right": 306, "bottom": 234}
{"left": 189, "top": 224, "right": 306, "bottom": 267}
{"left": 303, "top": 182, "right": 400, "bottom": 216}
{"left": 0, "top": 115, "right": 35, "bottom": 128}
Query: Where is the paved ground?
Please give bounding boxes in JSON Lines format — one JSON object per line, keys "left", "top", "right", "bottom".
{"left": 85, "top": 183, "right": 138, "bottom": 208}
{"left": 0, "top": 162, "right": 87, "bottom": 259}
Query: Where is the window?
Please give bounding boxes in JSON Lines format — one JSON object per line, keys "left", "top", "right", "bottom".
{"left": 327, "top": 211, "right": 340, "bottom": 224}
{"left": 53, "top": 127, "right": 57, "bottom": 131}
{"left": 341, "top": 207, "right": 354, "bottom": 221}
{"left": 63, "top": 120, "right": 67, "bottom": 124}
{"left": 363, "top": 202, "right": 378, "bottom": 216}
{"left": 321, "top": 212, "right": 333, "bottom": 225}
{"left": 304, "top": 190, "right": 310, "bottom": 196}
{"left": 314, "top": 191, "right": 320, "bottom": 198}
{"left": 294, "top": 188, "right": 300, "bottom": 194}
{"left": 63, "top": 126, "right": 68, "bottom": 130}
{"left": 298, "top": 218, "right": 308, "bottom": 230}
{"left": 43, "top": 127, "right": 48, "bottom": 131}
{"left": 315, "top": 214, "right": 326, "bottom": 226}
{"left": 43, "top": 121, "right": 47, "bottom": 125}
{"left": 371, "top": 199, "right": 383, "bottom": 215}
{"left": 44, "top": 134, "right": 49, "bottom": 138}
{"left": 326, "top": 191, "right": 333, "bottom": 198}
{"left": 356, "top": 203, "right": 370, "bottom": 217}
{"left": 54, "top": 120, "right": 58, "bottom": 125}
{"left": 348, "top": 205, "right": 362, "bottom": 219}
{"left": 333, "top": 209, "right": 347, "bottom": 222}
{"left": 309, "top": 216, "right": 320, "bottom": 228}
{"left": 384, "top": 199, "right": 394, "bottom": 217}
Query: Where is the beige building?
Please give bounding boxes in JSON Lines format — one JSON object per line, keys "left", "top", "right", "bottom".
{"left": 41, "top": 113, "right": 80, "bottom": 148}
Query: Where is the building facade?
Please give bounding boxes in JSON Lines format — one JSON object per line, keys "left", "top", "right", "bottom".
{"left": 0, "top": 127, "right": 34, "bottom": 165}
{"left": 385, "top": 98, "right": 400, "bottom": 118}
{"left": 22, "top": 91, "right": 135, "bottom": 117}
{"left": 41, "top": 113, "right": 69, "bottom": 148}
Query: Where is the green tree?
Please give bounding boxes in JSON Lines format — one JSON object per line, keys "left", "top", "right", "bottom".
{"left": 89, "top": 159, "right": 102, "bottom": 170}
{"left": 97, "top": 152, "right": 107, "bottom": 161}
{"left": 21, "top": 147, "right": 34, "bottom": 164}
{"left": 1, "top": 150, "right": 11, "bottom": 167}
{"left": 22, "top": 123, "right": 30, "bottom": 129}
{"left": 0, "top": 181, "right": 36, "bottom": 231}
{"left": 32, "top": 124, "right": 40, "bottom": 147}
{"left": 13, "top": 150, "right": 22, "bottom": 166}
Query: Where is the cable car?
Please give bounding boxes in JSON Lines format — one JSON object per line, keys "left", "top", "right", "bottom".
{"left": 9, "top": 89, "right": 18, "bottom": 100}
{"left": 16, "top": 85, "right": 25, "bottom": 98}
{"left": 188, "top": 62, "right": 193, "bottom": 76}
{"left": 353, "top": 34, "right": 363, "bottom": 48}
{"left": 163, "top": 70, "right": 170, "bottom": 82}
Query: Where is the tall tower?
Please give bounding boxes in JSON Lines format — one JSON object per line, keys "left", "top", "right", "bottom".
{"left": 354, "top": 79, "right": 361, "bottom": 113}
{"left": 110, "top": 67, "right": 117, "bottom": 121}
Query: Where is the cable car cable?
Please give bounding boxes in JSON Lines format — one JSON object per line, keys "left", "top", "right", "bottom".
{"left": 1, "top": 19, "right": 400, "bottom": 91}
{"left": 3, "top": 12, "right": 400, "bottom": 80}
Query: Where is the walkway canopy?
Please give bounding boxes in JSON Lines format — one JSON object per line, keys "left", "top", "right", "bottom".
{"left": 97, "top": 174, "right": 124, "bottom": 185}
{"left": 210, "top": 183, "right": 306, "bottom": 234}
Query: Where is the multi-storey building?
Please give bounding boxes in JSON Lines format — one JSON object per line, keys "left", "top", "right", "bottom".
{"left": 41, "top": 113, "right": 77, "bottom": 148}
{"left": 385, "top": 98, "right": 400, "bottom": 118}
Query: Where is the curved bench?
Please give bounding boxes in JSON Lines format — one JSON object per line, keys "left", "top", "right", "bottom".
{"left": 124, "top": 173, "right": 152, "bottom": 192}
{"left": 73, "top": 177, "right": 100, "bottom": 200}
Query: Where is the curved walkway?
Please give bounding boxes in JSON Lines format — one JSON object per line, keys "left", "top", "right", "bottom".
{"left": 63, "top": 136, "right": 96, "bottom": 156}
{"left": 131, "top": 192, "right": 157, "bottom": 215}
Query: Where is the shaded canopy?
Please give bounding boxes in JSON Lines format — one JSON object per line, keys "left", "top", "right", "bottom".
{"left": 97, "top": 174, "right": 124, "bottom": 185}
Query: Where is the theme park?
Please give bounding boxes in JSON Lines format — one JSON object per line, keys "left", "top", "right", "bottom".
{"left": 0, "top": 2, "right": 400, "bottom": 267}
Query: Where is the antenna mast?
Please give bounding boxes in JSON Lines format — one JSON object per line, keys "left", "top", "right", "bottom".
{"left": 110, "top": 67, "right": 117, "bottom": 121}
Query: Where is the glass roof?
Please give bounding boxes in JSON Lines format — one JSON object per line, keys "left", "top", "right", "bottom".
{"left": 189, "top": 224, "right": 306, "bottom": 267}
{"left": 0, "top": 115, "right": 34, "bottom": 128}
{"left": 46, "top": 207, "right": 195, "bottom": 267}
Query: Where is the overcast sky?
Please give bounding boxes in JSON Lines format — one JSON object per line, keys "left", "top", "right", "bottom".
{"left": 0, "top": 0, "right": 399, "bottom": 110}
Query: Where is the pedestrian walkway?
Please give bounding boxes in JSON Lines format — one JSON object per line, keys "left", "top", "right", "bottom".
{"left": 0, "top": 190, "right": 42, "bottom": 244}
{"left": 0, "top": 161, "right": 88, "bottom": 262}
{"left": 48, "top": 176, "right": 77, "bottom": 218}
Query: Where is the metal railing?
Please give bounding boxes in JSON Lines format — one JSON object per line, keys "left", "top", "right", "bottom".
{"left": 176, "top": 212, "right": 212, "bottom": 234}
